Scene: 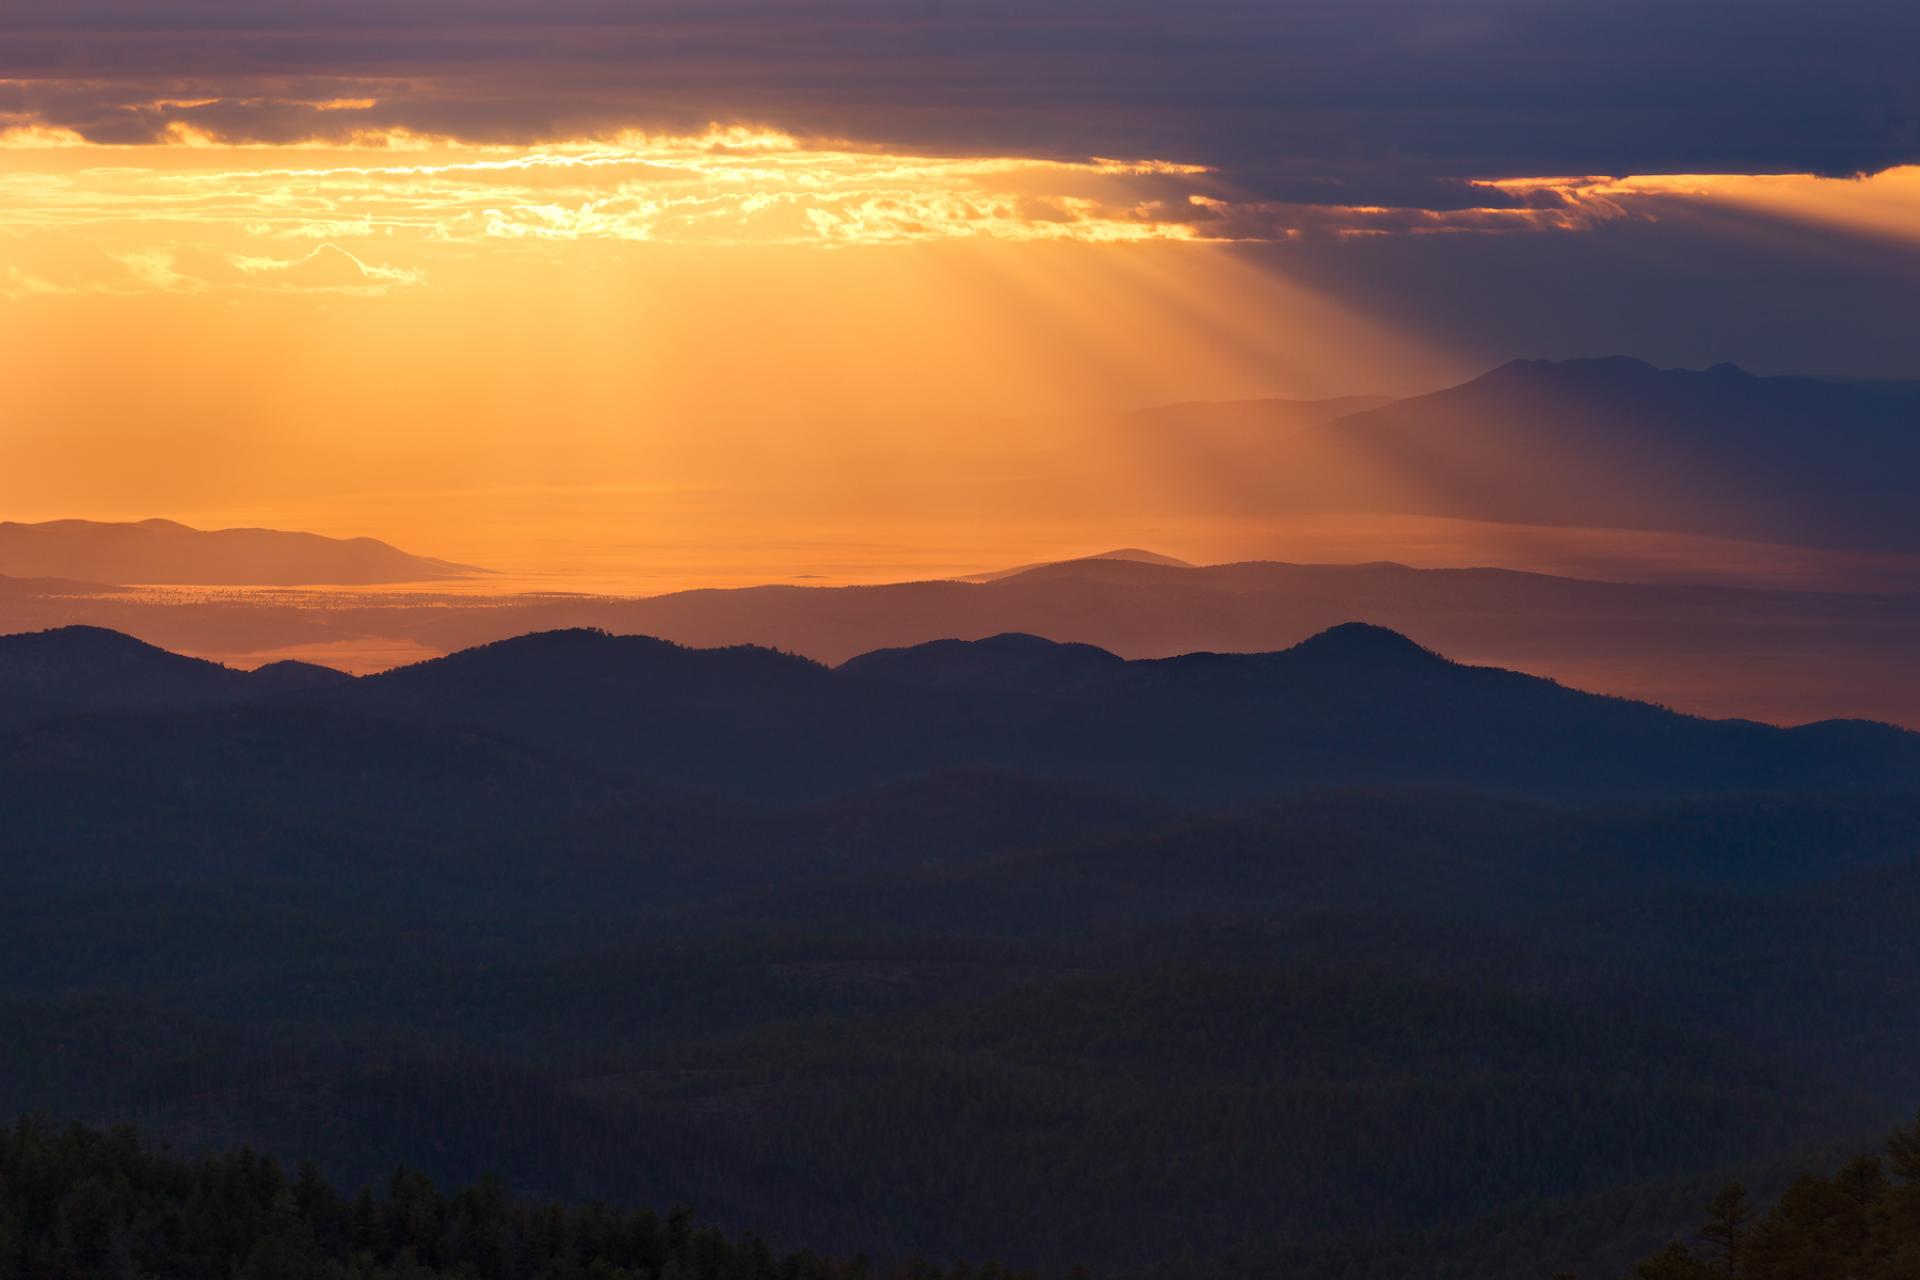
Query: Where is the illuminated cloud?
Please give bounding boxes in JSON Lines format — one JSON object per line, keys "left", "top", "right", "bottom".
{"left": 0, "top": 128, "right": 1224, "bottom": 297}
{"left": 2, "top": 265, "right": 83, "bottom": 299}
{"left": 227, "top": 243, "right": 425, "bottom": 293}
{"left": 112, "top": 248, "right": 205, "bottom": 293}
{"left": 5, "top": 121, "right": 1918, "bottom": 300}
{"left": 3, "top": 2, "right": 1914, "bottom": 298}
{"left": 1, "top": 1, "right": 1914, "bottom": 196}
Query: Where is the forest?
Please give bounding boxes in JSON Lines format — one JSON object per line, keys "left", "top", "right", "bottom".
{"left": 0, "top": 625, "right": 1917, "bottom": 1277}
{"left": 8, "top": 1113, "right": 1920, "bottom": 1279}
{"left": 1633, "top": 1112, "right": 1920, "bottom": 1278}
{"left": 0, "top": 1115, "right": 1057, "bottom": 1280}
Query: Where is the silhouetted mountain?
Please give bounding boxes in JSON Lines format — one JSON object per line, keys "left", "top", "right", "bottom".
{"left": 338, "top": 625, "right": 1920, "bottom": 802}
{"left": 6, "top": 618, "right": 1920, "bottom": 1277}
{"left": 0, "top": 625, "right": 249, "bottom": 724}
{"left": 410, "top": 556, "right": 1916, "bottom": 727}
{"left": 1280, "top": 617, "right": 1445, "bottom": 669}
{"left": 0, "top": 626, "right": 366, "bottom": 728}
{"left": 0, "top": 517, "right": 484, "bottom": 585}
{"left": 1071, "top": 546, "right": 1193, "bottom": 567}
{"left": 840, "top": 631, "right": 1128, "bottom": 691}
{"left": 7, "top": 623, "right": 1915, "bottom": 803}
{"left": 1309, "top": 357, "right": 1920, "bottom": 550}
{"left": 13, "top": 551, "right": 1920, "bottom": 726}
{"left": 241, "top": 658, "right": 358, "bottom": 695}
{"left": 961, "top": 546, "right": 1196, "bottom": 581}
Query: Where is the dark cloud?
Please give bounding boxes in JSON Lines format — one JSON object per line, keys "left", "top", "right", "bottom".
{"left": 2, "top": 1, "right": 1916, "bottom": 202}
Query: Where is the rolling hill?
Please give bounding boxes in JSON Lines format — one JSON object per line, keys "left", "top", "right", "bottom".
{"left": 4, "top": 621, "right": 1915, "bottom": 804}
{"left": 0, "top": 517, "right": 484, "bottom": 585}
{"left": 1, "top": 621, "right": 1918, "bottom": 1276}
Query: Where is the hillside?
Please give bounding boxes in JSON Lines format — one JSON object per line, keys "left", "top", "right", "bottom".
{"left": 1, "top": 623, "right": 1918, "bottom": 1275}
{"left": 5, "top": 621, "right": 1915, "bottom": 803}
{"left": 1306, "top": 358, "right": 1920, "bottom": 550}
{"left": 0, "top": 518, "right": 484, "bottom": 585}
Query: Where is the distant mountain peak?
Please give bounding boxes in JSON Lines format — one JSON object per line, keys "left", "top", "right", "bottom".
{"left": 374, "top": 627, "right": 829, "bottom": 695}
{"left": 1286, "top": 622, "right": 1445, "bottom": 667}
{"left": 1483, "top": 354, "right": 1657, "bottom": 383}
{"left": 244, "top": 659, "right": 358, "bottom": 693}
{"left": 838, "top": 631, "right": 1125, "bottom": 691}
{"left": 0, "top": 517, "right": 484, "bottom": 586}
{"left": 5, "top": 623, "right": 172, "bottom": 655}
{"left": 1482, "top": 355, "right": 1768, "bottom": 388}
{"left": 1082, "top": 548, "right": 1194, "bottom": 568}
{"left": 975, "top": 631, "right": 1118, "bottom": 655}
{"left": 962, "top": 547, "right": 1196, "bottom": 583}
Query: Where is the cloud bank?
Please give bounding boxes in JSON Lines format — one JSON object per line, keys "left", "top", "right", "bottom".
{"left": 3, "top": 0, "right": 1915, "bottom": 209}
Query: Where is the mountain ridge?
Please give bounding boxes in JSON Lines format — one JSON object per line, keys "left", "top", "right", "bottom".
{"left": 4, "top": 621, "right": 1914, "bottom": 805}
{"left": 1309, "top": 356, "right": 1920, "bottom": 550}
{"left": 0, "top": 517, "right": 485, "bottom": 585}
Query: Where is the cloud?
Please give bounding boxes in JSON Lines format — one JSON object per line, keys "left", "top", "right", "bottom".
{"left": 0, "top": 130, "right": 1234, "bottom": 258}
{"left": 0, "top": 1, "right": 1914, "bottom": 207}
{"left": 2, "top": 264, "right": 84, "bottom": 299}
{"left": 227, "top": 242, "right": 425, "bottom": 293}
{"left": 111, "top": 248, "right": 206, "bottom": 292}
{"left": 5, "top": 124, "right": 1917, "bottom": 306}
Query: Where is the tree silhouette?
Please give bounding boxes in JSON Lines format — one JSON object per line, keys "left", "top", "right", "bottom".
{"left": 1697, "top": 1183, "right": 1750, "bottom": 1275}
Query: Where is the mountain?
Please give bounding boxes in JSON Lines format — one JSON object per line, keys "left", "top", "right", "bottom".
{"left": 961, "top": 546, "right": 1196, "bottom": 581}
{"left": 0, "top": 626, "right": 353, "bottom": 728}
{"left": 350, "top": 623, "right": 1920, "bottom": 802}
{"left": 5, "top": 621, "right": 1920, "bottom": 1276}
{"left": 462, "top": 557, "right": 1920, "bottom": 727}
{"left": 13, "top": 621, "right": 1910, "bottom": 804}
{"left": 9, "top": 550, "right": 1918, "bottom": 726}
{"left": 839, "top": 631, "right": 1128, "bottom": 691}
{"left": 1304, "top": 357, "right": 1920, "bottom": 550}
{"left": 0, "top": 625, "right": 250, "bottom": 724}
{"left": 0, "top": 517, "right": 484, "bottom": 585}
{"left": 1054, "top": 359, "right": 1920, "bottom": 553}
{"left": 238, "top": 657, "right": 359, "bottom": 695}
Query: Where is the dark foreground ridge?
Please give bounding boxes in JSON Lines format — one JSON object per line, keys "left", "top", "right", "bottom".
{"left": 1633, "top": 1111, "right": 1920, "bottom": 1278}
{"left": 0, "top": 1115, "right": 1054, "bottom": 1280}
{"left": 3, "top": 621, "right": 1920, "bottom": 1277}
{"left": 3, "top": 621, "right": 1915, "bottom": 805}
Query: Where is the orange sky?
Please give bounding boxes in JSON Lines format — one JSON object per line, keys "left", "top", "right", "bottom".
{"left": 4, "top": 128, "right": 1919, "bottom": 589}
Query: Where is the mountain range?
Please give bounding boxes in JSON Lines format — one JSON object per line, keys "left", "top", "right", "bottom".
{"left": 4, "top": 357, "right": 1918, "bottom": 728}
{"left": 3, "top": 621, "right": 1914, "bottom": 806}
{"left": 1, "top": 619, "right": 1919, "bottom": 1277}
{"left": 1102, "top": 357, "right": 1920, "bottom": 552}
{"left": 0, "top": 517, "right": 483, "bottom": 585}
{"left": 4, "top": 548, "right": 1917, "bottom": 727}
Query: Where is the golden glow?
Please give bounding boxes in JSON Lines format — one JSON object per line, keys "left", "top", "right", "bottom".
{"left": 1475, "top": 167, "right": 1920, "bottom": 246}
{"left": 0, "top": 126, "right": 1219, "bottom": 273}
{"left": 3, "top": 124, "right": 1916, "bottom": 592}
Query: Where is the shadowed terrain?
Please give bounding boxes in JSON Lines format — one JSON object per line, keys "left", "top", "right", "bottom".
{"left": 0, "top": 622, "right": 1917, "bottom": 1276}
{"left": 1127, "top": 359, "right": 1920, "bottom": 551}
{"left": 3, "top": 554, "right": 1918, "bottom": 727}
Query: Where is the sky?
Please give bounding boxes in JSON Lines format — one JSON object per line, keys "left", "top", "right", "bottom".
{"left": 3, "top": 1, "right": 1918, "bottom": 584}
